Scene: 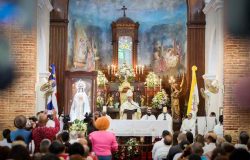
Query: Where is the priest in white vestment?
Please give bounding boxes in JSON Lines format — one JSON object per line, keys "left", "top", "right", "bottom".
{"left": 70, "top": 80, "right": 91, "bottom": 121}
{"left": 141, "top": 107, "right": 156, "bottom": 120}
{"left": 180, "top": 113, "right": 196, "bottom": 135}
{"left": 120, "top": 90, "right": 141, "bottom": 120}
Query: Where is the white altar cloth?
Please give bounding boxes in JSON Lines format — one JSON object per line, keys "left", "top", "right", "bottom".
{"left": 108, "top": 120, "right": 172, "bottom": 137}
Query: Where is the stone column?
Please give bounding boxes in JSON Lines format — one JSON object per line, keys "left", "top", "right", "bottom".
{"left": 203, "top": 0, "right": 224, "bottom": 117}
{"left": 36, "top": 0, "right": 53, "bottom": 112}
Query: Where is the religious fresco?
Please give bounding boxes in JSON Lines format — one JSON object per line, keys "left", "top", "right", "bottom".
{"left": 68, "top": 0, "right": 186, "bottom": 76}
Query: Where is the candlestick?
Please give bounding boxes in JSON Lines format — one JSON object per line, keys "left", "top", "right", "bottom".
{"left": 111, "top": 65, "right": 114, "bottom": 75}
{"left": 142, "top": 65, "right": 144, "bottom": 74}
{"left": 160, "top": 78, "right": 162, "bottom": 90}
{"left": 108, "top": 65, "right": 110, "bottom": 75}
{"left": 103, "top": 106, "right": 107, "bottom": 112}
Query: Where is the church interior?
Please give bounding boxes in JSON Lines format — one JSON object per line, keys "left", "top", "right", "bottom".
{"left": 0, "top": 0, "right": 250, "bottom": 159}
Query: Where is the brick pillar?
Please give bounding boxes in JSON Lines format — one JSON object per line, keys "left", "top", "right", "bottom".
{"left": 224, "top": 34, "right": 250, "bottom": 142}
{"left": 0, "top": 23, "right": 37, "bottom": 131}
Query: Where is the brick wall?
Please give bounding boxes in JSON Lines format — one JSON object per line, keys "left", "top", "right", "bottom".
{"left": 0, "top": 23, "right": 37, "bottom": 132}
{"left": 224, "top": 33, "right": 250, "bottom": 142}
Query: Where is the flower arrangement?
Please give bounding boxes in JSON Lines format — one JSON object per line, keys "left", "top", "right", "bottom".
{"left": 126, "top": 138, "right": 139, "bottom": 158}
{"left": 69, "top": 119, "right": 87, "bottom": 133}
{"left": 152, "top": 89, "right": 170, "bottom": 109}
{"left": 116, "top": 63, "right": 135, "bottom": 82}
{"left": 113, "top": 138, "right": 139, "bottom": 160}
{"left": 96, "top": 95, "right": 104, "bottom": 108}
{"left": 145, "top": 72, "right": 161, "bottom": 88}
{"left": 97, "top": 70, "right": 108, "bottom": 87}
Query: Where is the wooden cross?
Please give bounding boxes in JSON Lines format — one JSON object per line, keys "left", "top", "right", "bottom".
{"left": 121, "top": 6, "right": 127, "bottom": 17}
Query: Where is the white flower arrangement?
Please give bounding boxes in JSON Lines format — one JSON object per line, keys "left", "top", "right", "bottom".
{"left": 69, "top": 119, "right": 87, "bottom": 132}
{"left": 96, "top": 96, "right": 104, "bottom": 108}
{"left": 152, "top": 89, "right": 170, "bottom": 109}
{"left": 97, "top": 70, "right": 108, "bottom": 87}
{"left": 116, "top": 63, "right": 135, "bottom": 82}
{"left": 145, "top": 72, "right": 160, "bottom": 88}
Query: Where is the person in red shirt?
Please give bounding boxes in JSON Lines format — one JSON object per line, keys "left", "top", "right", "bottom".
{"left": 32, "top": 110, "right": 60, "bottom": 152}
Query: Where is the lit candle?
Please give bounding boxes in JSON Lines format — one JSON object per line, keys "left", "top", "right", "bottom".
{"left": 160, "top": 78, "right": 162, "bottom": 90}
{"left": 142, "top": 65, "right": 144, "bottom": 74}
{"left": 111, "top": 65, "right": 114, "bottom": 75}
{"left": 113, "top": 65, "right": 116, "bottom": 74}
{"left": 103, "top": 106, "right": 107, "bottom": 112}
{"left": 108, "top": 65, "right": 110, "bottom": 75}
{"left": 163, "top": 106, "right": 167, "bottom": 113}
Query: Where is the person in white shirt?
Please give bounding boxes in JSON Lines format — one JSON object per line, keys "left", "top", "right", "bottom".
{"left": 180, "top": 113, "right": 196, "bottom": 135}
{"left": 141, "top": 107, "right": 156, "bottom": 120}
{"left": 0, "top": 129, "right": 12, "bottom": 148}
{"left": 235, "top": 131, "right": 249, "bottom": 150}
{"left": 152, "top": 130, "right": 172, "bottom": 160}
{"left": 157, "top": 107, "right": 173, "bottom": 132}
{"left": 203, "top": 132, "right": 217, "bottom": 155}
{"left": 213, "top": 115, "right": 223, "bottom": 137}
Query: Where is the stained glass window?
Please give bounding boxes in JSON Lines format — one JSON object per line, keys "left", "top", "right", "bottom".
{"left": 118, "top": 36, "right": 132, "bottom": 68}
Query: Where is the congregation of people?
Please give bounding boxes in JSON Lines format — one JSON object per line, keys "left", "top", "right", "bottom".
{"left": 0, "top": 108, "right": 250, "bottom": 160}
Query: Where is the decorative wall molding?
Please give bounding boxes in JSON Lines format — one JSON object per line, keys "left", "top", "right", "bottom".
{"left": 203, "top": 0, "right": 224, "bottom": 14}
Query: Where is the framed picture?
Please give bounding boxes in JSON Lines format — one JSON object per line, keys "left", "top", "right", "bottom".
{"left": 64, "top": 71, "right": 97, "bottom": 116}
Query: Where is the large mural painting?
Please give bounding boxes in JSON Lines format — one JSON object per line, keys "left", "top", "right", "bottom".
{"left": 68, "top": 0, "right": 187, "bottom": 76}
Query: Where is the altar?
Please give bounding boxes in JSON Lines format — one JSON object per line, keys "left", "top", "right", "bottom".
{"left": 62, "top": 5, "right": 188, "bottom": 129}
{"left": 108, "top": 120, "right": 172, "bottom": 137}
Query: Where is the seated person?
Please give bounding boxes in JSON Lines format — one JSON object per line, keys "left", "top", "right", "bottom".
{"left": 180, "top": 113, "right": 196, "bottom": 136}
{"left": 120, "top": 90, "right": 141, "bottom": 120}
{"left": 141, "top": 107, "right": 156, "bottom": 120}
{"left": 157, "top": 107, "right": 173, "bottom": 132}
{"left": 157, "top": 107, "right": 172, "bottom": 121}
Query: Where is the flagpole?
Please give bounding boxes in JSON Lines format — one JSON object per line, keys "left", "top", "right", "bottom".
{"left": 187, "top": 65, "right": 198, "bottom": 115}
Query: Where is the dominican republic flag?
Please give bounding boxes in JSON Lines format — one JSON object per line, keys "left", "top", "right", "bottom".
{"left": 187, "top": 65, "right": 199, "bottom": 117}
{"left": 47, "top": 64, "right": 58, "bottom": 114}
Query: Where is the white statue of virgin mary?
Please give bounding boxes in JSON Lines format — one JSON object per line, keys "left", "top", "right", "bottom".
{"left": 70, "top": 80, "right": 91, "bottom": 121}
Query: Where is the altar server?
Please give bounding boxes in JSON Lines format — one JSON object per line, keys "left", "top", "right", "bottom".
{"left": 141, "top": 107, "right": 156, "bottom": 120}
{"left": 157, "top": 107, "right": 173, "bottom": 132}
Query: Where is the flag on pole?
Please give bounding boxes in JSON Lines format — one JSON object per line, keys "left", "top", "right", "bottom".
{"left": 187, "top": 66, "right": 199, "bottom": 116}
{"left": 47, "top": 64, "right": 58, "bottom": 114}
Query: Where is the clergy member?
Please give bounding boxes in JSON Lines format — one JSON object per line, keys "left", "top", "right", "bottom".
{"left": 157, "top": 107, "right": 173, "bottom": 132}
{"left": 157, "top": 107, "right": 172, "bottom": 121}
{"left": 180, "top": 113, "right": 196, "bottom": 135}
{"left": 120, "top": 89, "right": 141, "bottom": 120}
{"left": 141, "top": 107, "right": 156, "bottom": 120}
